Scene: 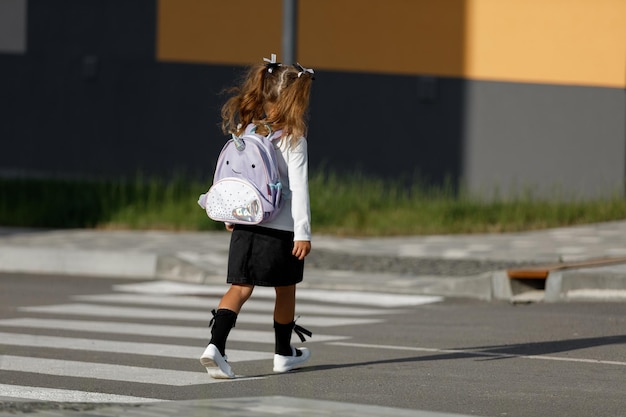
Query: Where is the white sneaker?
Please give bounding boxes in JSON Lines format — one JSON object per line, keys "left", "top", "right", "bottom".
{"left": 200, "top": 344, "right": 235, "bottom": 379}
{"left": 273, "top": 346, "right": 311, "bottom": 373}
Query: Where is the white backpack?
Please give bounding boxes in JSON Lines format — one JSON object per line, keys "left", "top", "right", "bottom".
{"left": 198, "top": 124, "right": 283, "bottom": 224}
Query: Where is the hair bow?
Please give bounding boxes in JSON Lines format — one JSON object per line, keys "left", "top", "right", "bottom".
{"left": 295, "top": 63, "right": 315, "bottom": 79}
{"left": 263, "top": 54, "right": 281, "bottom": 73}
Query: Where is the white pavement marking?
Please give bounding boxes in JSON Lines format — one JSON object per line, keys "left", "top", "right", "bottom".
{"left": 442, "top": 249, "right": 468, "bottom": 259}
{"left": 557, "top": 246, "right": 586, "bottom": 255}
{"left": 282, "top": 289, "right": 443, "bottom": 308}
{"left": 565, "top": 289, "right": 626, "bottom": 300}
{"left": 0, "top": 318, "right": 348, "bottom": 343}
{"left": 72, "top": 293, "right": 402, "bottom": 316}
{"left": 330, "top": 342, "right": 626, "bottom": 367}
{"left": 18, "top": 304, "right": 381, "bottom": 327}
{"left": 0, "top": 332, "right": 272, "bottom": 362}
{"left": 112, "top": 281, "right": 443, "bottom": 307}
{"left": 0, "top": 355, "right": 244, "bottom": 385}
{"left": 0, "top": 384, "right": 162, "bottom": 403}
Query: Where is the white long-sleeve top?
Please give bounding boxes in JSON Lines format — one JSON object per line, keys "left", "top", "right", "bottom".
{"left": 262, "top": 135, "right": 312, "bottom": 241}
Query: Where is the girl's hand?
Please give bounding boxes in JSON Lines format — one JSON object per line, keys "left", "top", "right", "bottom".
{"left": 225, "top": 223, "right": 234, "bottom": 232}
{"left": 292, "top": 240, "right": 311, "bottom": 260}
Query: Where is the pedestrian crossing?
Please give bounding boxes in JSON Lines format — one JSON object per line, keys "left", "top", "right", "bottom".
{"left": 0, "top": 280, "right": 442, "bottom": 403}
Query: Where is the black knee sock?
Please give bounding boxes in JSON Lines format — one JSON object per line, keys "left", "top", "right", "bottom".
{"left": 274, "top": 321, "right": 295, "bottom": 356}
{"left": 209, "top": 309, "right": 237, "bottom": 356}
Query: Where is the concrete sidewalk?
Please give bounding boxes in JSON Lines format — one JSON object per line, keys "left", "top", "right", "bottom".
{"left": 0, "top": 396, "right": 481, "bottom": 417}
{"left": 1, "top": 221, "right": 626, "bottom": 302}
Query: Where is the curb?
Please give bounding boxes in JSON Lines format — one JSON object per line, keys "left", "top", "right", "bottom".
{"left": 0, "top": 246, "right": 496, "bottom": 299}
{"left": 2, "top": 246, "right": 626, "bottom": 302}
{"left": 0, "top": 247, "right": 158, "bottom": 279}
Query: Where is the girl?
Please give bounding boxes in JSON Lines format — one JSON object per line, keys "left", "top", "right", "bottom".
{"left": 200, "top": 55, "right": 315, "bottom": 379}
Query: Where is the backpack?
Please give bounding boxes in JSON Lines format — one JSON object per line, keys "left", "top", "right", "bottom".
{"left": 198, "top": 123, "right": 283, "bottom": 224}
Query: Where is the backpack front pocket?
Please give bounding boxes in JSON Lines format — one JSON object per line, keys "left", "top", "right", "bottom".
{"left": 205, "top": 178, "right": 265, "bottom": 224}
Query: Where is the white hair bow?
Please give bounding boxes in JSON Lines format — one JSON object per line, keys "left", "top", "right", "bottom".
{"left": 263, "top": 54, "right": 281, "bottom": 73}
{"left": 296, "top": 63, "right": 315, "bottom": 78}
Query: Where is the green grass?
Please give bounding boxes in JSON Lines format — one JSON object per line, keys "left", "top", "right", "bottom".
{"left": 309, "top": 172, "right": 626, "bottom": 235}
{"left": 1, "top": 174, "right": 625, "bottom": 236}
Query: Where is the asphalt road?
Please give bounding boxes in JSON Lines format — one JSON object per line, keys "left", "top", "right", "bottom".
{"left": 0, "top": 272, "right": 625, "bottom": 417}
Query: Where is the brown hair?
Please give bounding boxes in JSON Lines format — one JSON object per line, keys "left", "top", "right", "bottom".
{"left": 221, "top": 60, "right": 313, "bottom": 146}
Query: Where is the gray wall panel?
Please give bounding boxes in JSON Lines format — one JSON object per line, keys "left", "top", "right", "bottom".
{"left": 463, "top": 81, "right": 625, "bottom": 199}
{"left": 0, "top": 0, "right": 27, "bottom": 54}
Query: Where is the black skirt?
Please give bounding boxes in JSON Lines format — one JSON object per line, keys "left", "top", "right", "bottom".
{"left": 227, "top": 224, "right": 304, "bottom": 287}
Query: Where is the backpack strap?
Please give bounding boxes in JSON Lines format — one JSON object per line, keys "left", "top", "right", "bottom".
{"left": 246, "top": 123, "right": 283, "bottom": 142}
{"left": 244, "top": 123, "right": 257, "bottom": 135}
{"left": 268, "top": 129, "right": 283, "bottom": 142}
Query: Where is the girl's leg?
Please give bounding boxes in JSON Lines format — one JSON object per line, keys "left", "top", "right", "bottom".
{"left": 219, "top": 283, "right": 254, "bottom": 313}
{"left": 274, "top": 284, "right": 296, "bottom": 356}
{"left": 201, "top": 284, "right": 254, "bottom": 379}
{"left": 273, "top": 284, "right": 311, "bottom": 372}
{"left": 274, "top": 284, "right": 296, "bottom": 324}
{"left": 210, "top": 284, "right": 254, "bottom": 353}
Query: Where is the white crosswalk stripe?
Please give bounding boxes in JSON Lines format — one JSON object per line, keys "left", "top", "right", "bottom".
{"left": 0, "top": 318, "right": 348, "bottom": 343}
{"left": 0, "top": 332, "right": 272, "bottom": 362}
{"left": 0, "top": 384, "right": 162, "bottom": 403}
{"left": 0, "top": 355, "right": 242, "bottom": 386}
{"left": 18, "top": 304, "right": 383, "bottom": 327}
{"left": 0, "top": 280, "right": 440, "bottom": 403}
{"left": 112, "top": 281, "right": 444, "bottom": 307}
{"left": 72, "top": 293, "right": 401, "bottom": 316}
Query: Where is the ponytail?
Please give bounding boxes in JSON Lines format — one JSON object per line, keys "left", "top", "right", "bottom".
{"left": 221, "top": 64, "right": 267, "bottom": 135}
{"left": 220, "top": 55, "right": 314, "bottom": 145}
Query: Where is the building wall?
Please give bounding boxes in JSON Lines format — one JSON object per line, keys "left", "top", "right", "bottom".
{"left": 156, "top": 0, "right": 468, "bottom": 185}
{"left": 0, "top": 0, "right": 624, "bottom": 199}
{"left": 462, "top": 0, "right": 626, "bottom": 198}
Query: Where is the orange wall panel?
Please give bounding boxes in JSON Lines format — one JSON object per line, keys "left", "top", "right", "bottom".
{"left": 297, "top": 0, "right": 466, "bottom": 77}
{"left": 465, "top": 0, "right": 626, "bottom": 88}
{"left": 157, "top": 0, "right": 626, "bottom": 88}
{"left": 157, "top": 0, "right": 282, "bottom": 65}
{"left": 157, "top": 0, "right": 466, "bottom": 76}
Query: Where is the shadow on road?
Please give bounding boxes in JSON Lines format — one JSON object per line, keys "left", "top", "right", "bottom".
{"left": 293, "top": 335, "right": 626, "bottom": 373}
